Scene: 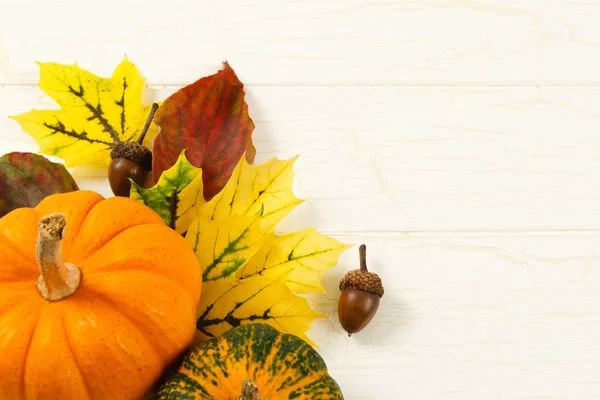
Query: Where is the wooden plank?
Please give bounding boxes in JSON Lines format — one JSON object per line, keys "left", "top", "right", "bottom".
{"left": 2, "top": 0, "right": 600, "bottom": 85}
{"left": 308, "top": 234, "right": 600, "bottom": 399}
{"left": 3, "top": 86, "right": 600, "bottom": 232}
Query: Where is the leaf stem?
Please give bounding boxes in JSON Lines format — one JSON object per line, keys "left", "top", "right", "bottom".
{"left": 137, "top": 103, "right": 159, "bottom": 145}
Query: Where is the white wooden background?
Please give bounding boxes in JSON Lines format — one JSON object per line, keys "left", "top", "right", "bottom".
{"left": 3, "top": 1, "right": 600, "bottom": 399}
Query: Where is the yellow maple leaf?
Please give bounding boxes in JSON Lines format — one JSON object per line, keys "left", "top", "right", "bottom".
{"left": 132, "top": 152, "right": 348, "bottom": 345}
{"left": 201, "top": 155, "right": 303, "bottom": 233}
{"left": 185, "top": 212, "right": 264, "bottom": 282}
{"left": 187, "top": 212, "right": 324, "bottom": 345}
{"left": 195, "top": 270, "right": 325, "bottom": 347}
{"left": 238, "top": 229, "right": 352, "bottom": 294}
{"left": 10, "top": 57, "right": 158, "bottom": 168}
{"left": 183, "top": 154, "right": 348, "bottom": 346}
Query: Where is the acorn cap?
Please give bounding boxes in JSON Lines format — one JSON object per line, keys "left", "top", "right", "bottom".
{"left": 110, "top": 141, "right": 153, "bottom": 171}
{"left": 339, "top": 269, "right": 384, "bottom": 298}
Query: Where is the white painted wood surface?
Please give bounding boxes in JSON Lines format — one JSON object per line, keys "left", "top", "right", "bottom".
{"left": 2, "top": 1, "right": 600, "bottom": 399}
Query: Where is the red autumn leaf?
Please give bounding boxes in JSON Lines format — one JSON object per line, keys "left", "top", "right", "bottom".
{"left": 0, "top": 152, "right": 79, "bottom": 217}
{"left": 152, "top": 62, "right": 255, "bottom": 201}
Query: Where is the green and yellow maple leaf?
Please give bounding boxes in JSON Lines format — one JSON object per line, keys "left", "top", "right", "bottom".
{"left": 182, "top": 154, "right": 349, "bottom": 346}
{"left": 186, "top": 213, "right": 324, "bottom": 346}
{"left": 130, "top": 151, "right": 205, "bottom": 234}
{"left": 195, "top": 269, "right": 325, "bottom": 346}
{"left": 10, "top": 57, "right": 158, "bottom": 168}
{"left": 133, "top": 151, "right": 349, "bottom": 345}
{"left": 238, "top": 229, "right": 352, "bottom": 294}
{"left": 185, "top": 213, "right": 264, "bottom": 282}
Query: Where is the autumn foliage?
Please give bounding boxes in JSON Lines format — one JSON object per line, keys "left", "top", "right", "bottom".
{"left": 4, "top": 57, "right": 350, "bottom": 347}
{"left": 152, "top": 62, "right": 256, "bottom": 201}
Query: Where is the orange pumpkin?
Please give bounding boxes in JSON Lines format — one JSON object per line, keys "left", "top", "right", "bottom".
{"left": 0, "top": 190, "right": 203, "bottom": 400}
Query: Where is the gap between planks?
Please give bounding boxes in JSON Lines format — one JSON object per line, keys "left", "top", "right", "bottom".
{"left": 7, "top": 82, "right": 600, "bottom": 89}
{"left": 290, "top": 229, "right": 600, "bottom": 238}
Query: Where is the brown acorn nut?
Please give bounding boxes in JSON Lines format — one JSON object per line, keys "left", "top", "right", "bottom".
{"left": 338, "top": 244, "right": 384, "bottom": 336}
{"left": 108, "top": 103, "right": 159, "bottom": 197}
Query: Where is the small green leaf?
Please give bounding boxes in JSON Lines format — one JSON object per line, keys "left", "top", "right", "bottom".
{"left": 129, "top": 151, "right": 205, "bottom": 234}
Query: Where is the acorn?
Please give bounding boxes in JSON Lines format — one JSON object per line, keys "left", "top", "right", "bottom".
{"left": 338, "top": 244, "right": 384, "bottom": 336}
{"left": 108, "top": 103, "right": 159, "bottom": 197}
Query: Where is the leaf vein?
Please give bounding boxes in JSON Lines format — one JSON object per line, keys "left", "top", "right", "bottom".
{"left": 43, "top": 122, "right": 113, "bottom": 148}
{"left": 67, "top": 84, "right": 120, "bottom": 144}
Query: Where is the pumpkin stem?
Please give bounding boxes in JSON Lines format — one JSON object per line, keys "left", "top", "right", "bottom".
{"left": 238, "top": 378, "right": 262, "bottom": 400}
{"left": 35, "top": 213, "right": 81, "bottom": 301}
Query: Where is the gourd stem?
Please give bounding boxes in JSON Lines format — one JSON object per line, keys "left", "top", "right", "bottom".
{"left": 238, "top": 378, "right": 262, "bottom": 400}
{"left": 137, "top": 103, "right": 159, "bottom": 145}
{"left": 359, "top": 244, "right": 368, "bottom": 272}
{"left": 35, "top": 213, "right": 81, "bottom": 301}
